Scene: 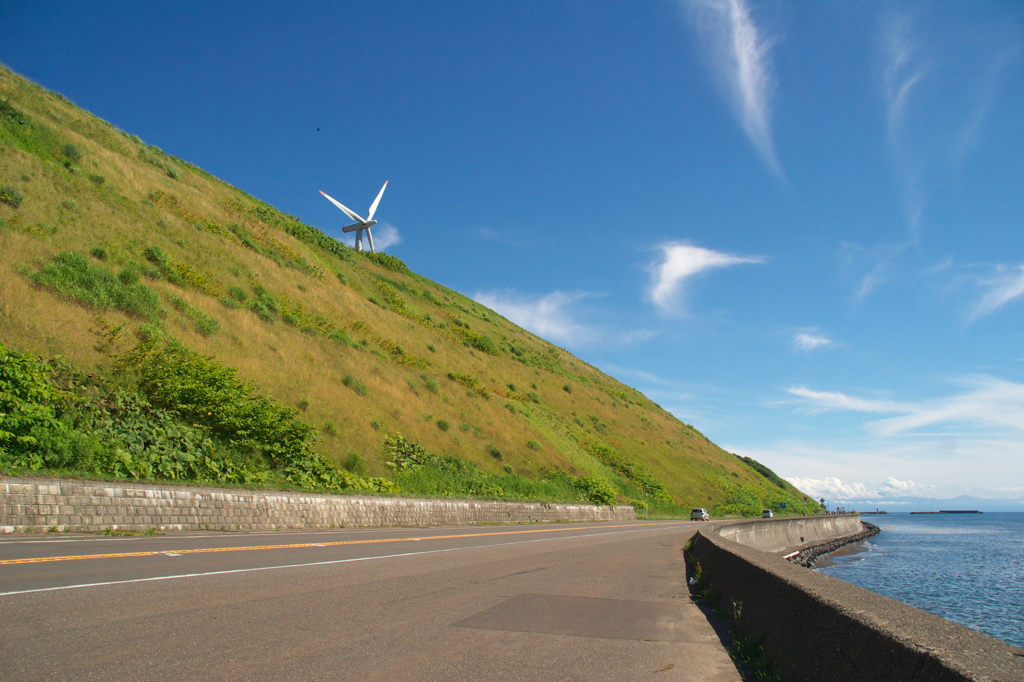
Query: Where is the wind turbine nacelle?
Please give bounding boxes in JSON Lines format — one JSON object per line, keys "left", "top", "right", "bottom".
{"left": 342, "top": 220, "right": 376, "bottom": 233}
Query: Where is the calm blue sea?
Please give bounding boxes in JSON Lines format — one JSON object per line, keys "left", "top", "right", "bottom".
{"left": 817, "top": 512, "right": 1024, "bottom": 648}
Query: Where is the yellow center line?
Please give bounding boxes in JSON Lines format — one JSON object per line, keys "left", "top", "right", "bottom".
{"left": 0, "top": 521, "right": 686, "bottom": 566}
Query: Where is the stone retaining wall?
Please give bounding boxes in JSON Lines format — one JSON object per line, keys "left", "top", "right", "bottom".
{"left": 690, "top": 518, "right": 1024, "bottom": 681}
{"left": 0, "top": 477, "right": 635, "bottom": 533}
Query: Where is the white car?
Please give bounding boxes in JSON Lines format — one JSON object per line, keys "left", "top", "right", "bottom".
{"left": 690, "top": 508, "right": 710, "bottom": 521}
{"left": 762, "top": 509, "right": 774, "bottom": 518}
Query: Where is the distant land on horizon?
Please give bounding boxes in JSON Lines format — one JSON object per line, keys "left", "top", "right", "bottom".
{"left": 843, "top": 495, "right": 1024, "bottom": 514}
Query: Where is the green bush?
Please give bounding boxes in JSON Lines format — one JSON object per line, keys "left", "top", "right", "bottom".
{"left": 739, "top": 455, "right": 787, "bottom": 489}
{"left": 167, "top": 294, "right": 220, "bottom": 336}
{"left": 363, "top": 252, "right": 408, "bottom": 273}
{"left": 28, "top": 251, "right": 164, "bottom": 320}
{"left": 62, "top": 144, "right": 82, "bottom": 162}
{"left": 586, "top": 442, "right": 672, "bottom": 502}
{"left": 343, "top": 453, "right": 367, "bottom": 475}
{"left": 436, "top": 419, "right": 450, "bottom": 431}
{"left": 342, "top": 374, "right": 368, "bottom": 396}
{"left": 0, "top": 185, "right": 24, "bottom": 208}
{"left": 0, "top": 341, "right": 67, "bottom": 458}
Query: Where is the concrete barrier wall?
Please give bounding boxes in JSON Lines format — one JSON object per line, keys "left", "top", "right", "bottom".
{"left": 691, "top": 518, "right": 1024, "bottom": 681}
{"left": 715, "top": 514, "right": 862, "bottom": 553}
{"left": 0, "top": 477, "right": 635, "bottom": 533}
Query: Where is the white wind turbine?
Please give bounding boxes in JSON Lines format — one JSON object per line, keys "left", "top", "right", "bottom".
{"left": 319, "top": 181, "right": 388, "bottom": 252}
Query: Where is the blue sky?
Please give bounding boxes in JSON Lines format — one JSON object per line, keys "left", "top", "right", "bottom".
{"left": 4, "top": 1, "right": 1023, "bottom": 505}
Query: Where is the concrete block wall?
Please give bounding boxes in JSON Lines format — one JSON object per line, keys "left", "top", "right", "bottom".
{"left": 690, "top": 518, "right": 1024, "bottom": 681}
{"left": 0, "top": 477, "right": 635, "bottom": 533}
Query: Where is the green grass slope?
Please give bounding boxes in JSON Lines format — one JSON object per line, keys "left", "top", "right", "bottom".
{"left": 0, "top": 64, "right": 820, "bottom": 517}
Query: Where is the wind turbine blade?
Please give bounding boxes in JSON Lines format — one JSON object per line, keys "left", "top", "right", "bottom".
{"left": 366, "top": 227, "right": 375, "bottom": 252}
{"left": 320, "top": 190, "right": 365, "bottom": 223}
{"left": 367, "top": 181, "right": 388, "bottom": 221}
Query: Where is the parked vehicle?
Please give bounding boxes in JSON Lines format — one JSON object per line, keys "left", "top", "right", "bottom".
{"left": 762, "top": 509, "right": 774, "bottom": 518}
{"left": 690, "top": 508, "right": 710, "bottom": 521}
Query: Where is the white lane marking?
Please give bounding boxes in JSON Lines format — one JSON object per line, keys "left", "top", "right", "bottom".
{"left": 0, "top": 525, "right": 686, "bottom": 598}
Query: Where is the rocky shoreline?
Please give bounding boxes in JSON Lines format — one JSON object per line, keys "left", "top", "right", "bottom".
{"left": 785, "top": 520, "right": 881, "bottom": 569}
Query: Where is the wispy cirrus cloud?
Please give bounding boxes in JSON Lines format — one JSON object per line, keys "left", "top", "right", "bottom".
{"left": 881, "top": 10, "right": 927, "bottom": 145}
{"left": 788, "top": 376, "right": 1024, "bottom": 437}
{"left": 475, "top": 290, "right": 656, "bottom": 347}
{"left": 793, "top": 331, "right": 833, "bottom": 352}
{"left": 787, "top": 386, "right": 912, "bottom": 415}
{"left": 682, "top": 0, "right": 782, "bottom": 175}
{"left": 647, "top": 242, "right": 764, "bottom": 314}
{"left": 971, "top": 264, "right": 1024, "bottom": 319}
{"left": 474, "top": 290, "right": 596, "bottom": 346}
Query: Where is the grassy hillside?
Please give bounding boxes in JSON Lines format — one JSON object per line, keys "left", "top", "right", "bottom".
{"left": 0, "top": 64, "right": 820, "bottom": 517}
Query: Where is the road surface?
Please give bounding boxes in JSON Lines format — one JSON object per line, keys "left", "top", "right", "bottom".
{"left": 0, "top": 520, "right": 744, "bottom": 681}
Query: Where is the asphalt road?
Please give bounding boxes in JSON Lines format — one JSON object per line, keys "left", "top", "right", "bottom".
{"left": 0, "top": 521, "right": 744, "bottom": 681}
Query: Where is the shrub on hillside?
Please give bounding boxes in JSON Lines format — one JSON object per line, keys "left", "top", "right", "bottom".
{"left": 363, "top": 252, "right": 408, "bottom": 273}
{"left": 0, "top": 185, "right": 24, "bottom": 208}
{"left": 61, "top": 144, "right": 81, "bottom": 162}
{"left": 28, "top": 251, "right": 164, "bottom": 320}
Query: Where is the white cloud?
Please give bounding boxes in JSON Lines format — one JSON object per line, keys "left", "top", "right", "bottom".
{"left": 337, "top": 223, "right": 401, "bottom": 251}
{"left": 866, "top": 375, "right": 1024, "bottom": 437}
{"left": 786, "top": 476, "right": 869, "bottom": 500}
{"left": 473, "top": 290, "right": 596, "bottom": 346}
{"left": 793, "top": 332, "right": 832, "bottom": 352}
{"left": 971, "top": 264, "right": 1024, "bottom": 318}
{"left": 371, "top": 224, "right": 401, "bottom": 251}
{"left": 881, "top": 11, "right": 926, "bottom": 142}
{"left": 785, "top": 476, "right": 935, "bottom": 501}
{"left": 788, "top": 376, "right": 1024, "bottom": 437}
{"left": 876, "top": 477, "right": 936, "bottom": 497}
{"left": 787, "top": 386, "right": 912, "bottom": 414}
{"left": 647, "top": 242, "right": 764, "bottom": 313}
{"left": 682, "top": 0, "right": 782, "bottom": 175}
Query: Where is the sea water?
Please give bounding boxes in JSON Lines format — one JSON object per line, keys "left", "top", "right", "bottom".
{"left": 817, "top": 512, "right": 1024, "bottom": 648}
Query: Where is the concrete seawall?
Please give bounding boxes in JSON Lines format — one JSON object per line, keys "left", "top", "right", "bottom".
{"left": 690, "top": 516, "right": 1024, "bottom": 681}
{"left": 0, "top": 477, "right": 635, "bottom": 532}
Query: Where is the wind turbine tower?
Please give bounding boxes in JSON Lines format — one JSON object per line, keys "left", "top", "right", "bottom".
{"left": 319, "top": 181, "right": 388, "bottom": 252}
